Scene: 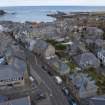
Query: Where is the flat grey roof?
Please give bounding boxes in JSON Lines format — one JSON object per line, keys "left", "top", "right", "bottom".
{"left": 88, "top": 96, "right": 105, "bottom": 105}
{"left": 0, "top": 97, "right": 31, "bottom": 105}
{"left": 0, "top": 65, "right": 23, "bottom": 80}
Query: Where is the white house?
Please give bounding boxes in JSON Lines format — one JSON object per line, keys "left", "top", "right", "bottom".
{"left": 97, "top": 49, "right": 105, "bottom": 66}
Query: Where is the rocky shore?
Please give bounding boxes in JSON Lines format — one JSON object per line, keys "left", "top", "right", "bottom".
{"left": 0, "top": 10, "right": 6, "bottom": 16}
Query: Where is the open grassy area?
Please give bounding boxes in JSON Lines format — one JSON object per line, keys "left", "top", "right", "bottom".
{"left": 65, "top": 61, "right": 77, "bottom": 73}
{"left": 46, "top": 39, "right": 67, "bottom": 50}
{"left": 46, "top": 39, "right": 58, "bottom": 45}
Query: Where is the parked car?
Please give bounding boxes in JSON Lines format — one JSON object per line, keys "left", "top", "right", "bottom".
{"left": 54, "top": 76, "right": 62, "bottom": 85}
{"left": 29, "top": 76, "right": 34, "bottom": 82}
{"left": 47, "top": 71, "right": 53, "bottom": 76}
{"left": 62, "top": 87, "right": 69, "bottom": 95}
{"left": 62, "top": 87, "right": 77, "bottom": 105}
{"left": 35, "top": 92, "right": 46, "bottom": 101}
{"left": 0, "top": 56, "right": 6, "bottom": 65}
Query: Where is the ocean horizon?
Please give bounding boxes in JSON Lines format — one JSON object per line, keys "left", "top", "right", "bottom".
{"left": 0, "top": 6, "right": 105, "bottom": 22}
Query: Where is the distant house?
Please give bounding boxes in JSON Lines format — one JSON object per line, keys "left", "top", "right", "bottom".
{"left": 0, "top": 65, "right": 25, "bottom": 88}
{"left": 67, "top": 41, "right": 81, "bottom": 56}
{"left": 4, "top": 44, "right": 26, "bottom": 61}
{"left": 67, "top": 40, "right": 87, "bottom": 56}
{"left": 2, "top": 44, "right": 28, "bottom": 88}
{"left": 29, "top": 39, "right": 55, "bottom": 59}
{"left": 0, "top": 96, "right": 31, "bottom": 105}
{"left": 0, "top": 25, "right": 4, "bottom": 32}
{"left": 97, "top": 49, "right": 105, "bottom": 66}
{"left": 94, "top": 39, "right": 105, "bottom": 50}
{"left": 69, "top": 73, "right": 98, "bottom": 98}
{"left": 47, "top": 57, "right": 70, "bottom": 76}
{"left": 73, "top": 52, "right": 100, "bottom": 69}
{"left": 83, "top": 27, "right": 104, "bottom": 40}
{"left": 85, "top": 39, "right": 94, "bottom": 46}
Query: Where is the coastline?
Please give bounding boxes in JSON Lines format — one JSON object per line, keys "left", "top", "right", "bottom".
{"left": 1, "top": 6, "right": 105, "bottom": 22}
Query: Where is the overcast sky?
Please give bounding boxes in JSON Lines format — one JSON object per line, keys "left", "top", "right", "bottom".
{"left": 0, "top": 0, "right": 105, "bottom": 6}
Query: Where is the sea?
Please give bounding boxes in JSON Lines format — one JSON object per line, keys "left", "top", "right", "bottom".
{"left": 0, "top": 6, "right": 105, "bottom": 22}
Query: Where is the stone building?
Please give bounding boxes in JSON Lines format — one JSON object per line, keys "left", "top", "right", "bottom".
{"left": 69, "top": 73, "right": 98, "bottom": 98}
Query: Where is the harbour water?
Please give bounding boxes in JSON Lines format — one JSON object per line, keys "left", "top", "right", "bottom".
{"left": 0, "top": 6, "right": 105, "bottom": 22}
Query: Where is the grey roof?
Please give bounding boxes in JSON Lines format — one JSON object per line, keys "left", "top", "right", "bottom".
{"left": 95, "top": 39, "right": 105, "bottom": 47}
{"left": 0, "top": 97, "right": 31, "bottom": 105}
{"left": 34, "top": 39, "right": 48, "bottom": 50}
{"left": 0, "top": 65, "right": 23, "bottom": 80}
{"left": 73, "top": 52, "right": 100, "bottom": 68}
{"left": 86, "top": 27, "right": 103, "bottom": 33}
{"left": 85, "top": 39, "right": 94, "bottom": 44}
{"left": 88, "top": 96, "right": 105, "bottom": 105}
{"left": 69, "top": 73, "right": 96, "bottom": 89}
{"left": 48, "top": 58, "right": 70, "bottom": 75}
{"left": 4, "top": 44, "right": 26, "bottom": 60}
{"left": 9, "top": 57, "right": 27, "bottom": 75}
{"left": 69, "top": 73, "right": 88, "bottom": 88}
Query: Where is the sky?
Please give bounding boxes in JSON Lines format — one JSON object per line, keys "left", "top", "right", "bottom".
{"left": 0, "top": 0, "right": 105, "bottom": 6}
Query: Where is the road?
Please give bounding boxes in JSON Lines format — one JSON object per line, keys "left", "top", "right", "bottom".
{"left": 27, "top": 52, "right": 70, "bottom": 105}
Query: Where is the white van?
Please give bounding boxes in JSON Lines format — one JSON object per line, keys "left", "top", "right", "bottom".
{"left": 29, "top": 76, "right": 34, "bottom": 82}
{"left": 54, "top": 76, "right": 62, "bottom": 85}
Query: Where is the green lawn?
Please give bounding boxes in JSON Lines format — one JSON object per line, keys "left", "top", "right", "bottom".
{"left": 66, "top": 61, "right": 77, "bottom": 73}
{"left": 46, "top": 39, "right": 67, "bottom": 50}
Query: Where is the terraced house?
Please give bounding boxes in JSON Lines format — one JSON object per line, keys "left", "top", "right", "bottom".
{"left": 47, "top": 57, "right": 70, "bottom": 76}
{"left": 97, "top": 49, "right": 105, "bottom": 66}
{"left": 0, "top": 44, "right": 28, "bottom": 88}
{"left": 73, "top": 52, "right": 100, "bottom": 69}
{"left": 69, "top": 73, "right": 98, "bottom": 98}
{"left": 29, "top": 39, "right": 55, "bottom": 59}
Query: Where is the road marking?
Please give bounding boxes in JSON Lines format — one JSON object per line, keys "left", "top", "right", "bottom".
{"left": 30, "top": 65, "right": 53, "bottom": 97}
{"left": 91, "top": 97, "right": 105, "bottom": 101}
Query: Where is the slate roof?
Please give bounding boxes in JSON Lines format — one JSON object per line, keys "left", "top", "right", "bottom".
{"left": 95, "top": 39, "right": 105, "bottom": 47}
{"left": 0, "top": 97, "right": 31, "bottom": 105}
{"left": 4, "top": 44, "right": 26, "bottom": 61}
{"left": 9, "top": 57, "right": 27, "bottom": 75}
{"left": 88, "top": 96, "right": 105, "bottom": 105}
{"left": 0, "top": 65, "right": 23, "bottom": 81}
{"left": 48, "top": 58, "right": 70, "bottom": 75}
{"left": 73, "top": 52, "right": 100, "bottom": 68}
{"left": 69, "top": 73, "right": 96, "bottom": 90}
{"left": 86, "top": 27, "right": 103, "bottom": 34}
{"left": 35, "top": 39, "right": 48, "bottom": 50}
